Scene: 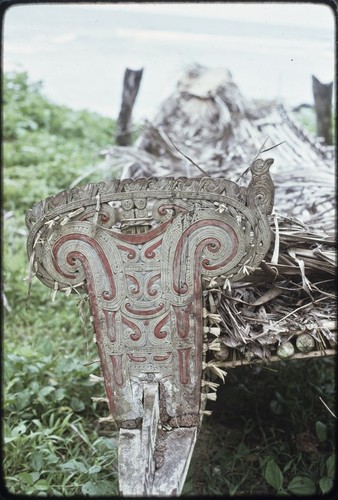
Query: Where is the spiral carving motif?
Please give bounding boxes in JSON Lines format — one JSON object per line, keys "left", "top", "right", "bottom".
{"left": 26, "top": 172, "right": 274, "bottom": 423}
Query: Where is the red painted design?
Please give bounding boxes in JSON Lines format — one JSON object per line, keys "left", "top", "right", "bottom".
{"left": 147, "top": 273, "right": 161, "bottom": 297}
{"left": 153, "top": 353, "right": 172, "bottom": 362}
{"left": 80, "top": 210, "right": 111, "bottom": 224}
{"left": 128, "top": 354, "right": 147, "bottom": 362}
{"left": 144, "top": 239, "right": 162, "bottom": 259}
{"left": 110, "top": 354, "right": 124, "bottom": 387}
{"left": 110, "top": 219, "right": 172, "bottom": 244}
{"left": 126, "top": 274, "right": 140, "bottom": 295}
{"left": 172, "top": 303, "right": 192, "bottom": 339}
{"left": 116, "top": 244, "right": 136, "bottom": 260}
{"left": 172, "top": 219, "right": 239, "bottom": 293}
{"left": 122, "top": 316, "right": 142, "bottom": 341}
{"left": 52, "top": 234, "right": 116, "bottom": 300}
{"left": 28, "top": 173, "right": 274, "bottom": 426}
{"left": 54, "top": 249, "right": 114, "bottom": 384}
{"left": 53, "top": 246, "right": 119, "bottom": 413}
{"left": 178, "top": 348, "right": 191, "bottom": 385}
{"left": 157, "top": 204, "right": 188, "bottom": 217}
{"left": 125, "top": 302, "right": 164, "bottom": 316}
{"left": 154, "top": 313, "right": 170, "bottom": 339}
{"left": 199, "top": 227, "right": 238, "bottom": 271}
{"left": 103, "top": 310, "right": 117, "bottom": 342}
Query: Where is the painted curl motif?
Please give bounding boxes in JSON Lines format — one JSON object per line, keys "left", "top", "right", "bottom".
{"left": 26, "top": 172, "right": 274, "bottom": 423}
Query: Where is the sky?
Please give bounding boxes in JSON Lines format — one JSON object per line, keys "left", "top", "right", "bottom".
{"left": 76, "top": 2, "right": 334, "bottom": 28}
{"left": 3, "top": 2, "right": 335, "bottom": 119}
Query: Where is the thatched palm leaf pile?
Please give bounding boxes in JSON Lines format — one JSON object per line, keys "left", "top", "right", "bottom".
{"left": 102, "top": 64, "right": 335, "bottom": 368}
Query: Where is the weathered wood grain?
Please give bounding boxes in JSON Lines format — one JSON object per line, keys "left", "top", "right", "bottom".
{"left": 26, "top": 162, "right": 274, "bottom": 496}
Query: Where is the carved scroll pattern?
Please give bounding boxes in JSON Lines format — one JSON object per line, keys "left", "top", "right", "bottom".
{"left": 27, "top": 165, "right": 274, "bottom": 425}
{"left": 32, "top": 199, "right": 271, "bottom": 424}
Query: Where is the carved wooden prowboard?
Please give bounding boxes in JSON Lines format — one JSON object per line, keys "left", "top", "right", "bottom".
{"left": 26, "top": 159, "right": 274, "bottom": 496}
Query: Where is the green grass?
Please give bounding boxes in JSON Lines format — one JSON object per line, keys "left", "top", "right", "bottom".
{"left": 3, "top": 70, "right": 119, "bottom": 215}
{"left": 3, "top": 71, "right": 120, "bottom": 496}
{"left": 293, "top": 105, "right": 335, "bottom": 144}
{"left": 183, "top": 359, "right": 335, "bottom": 495}
{"left": 3, "top": 71, "right": 335, "bottom": 496}
{"left": 293, "top": 107, "right": 317, "bottom": 136}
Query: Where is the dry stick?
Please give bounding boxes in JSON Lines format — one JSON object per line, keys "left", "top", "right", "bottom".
{"left": 319, "top": 396, "right": 337, "bottom": 419}
{"left": 236, "top": 137, "right": 268, "bottom": 182}
{"left": 271, "top": 213, "right": 280, "bottom": 265}
{"left": 236, "top": 138, "right": 285, "bottom": 182}
{"left": 167, "top": 136, "right": 211, "bottom": 177}
{"left": 273, "top": 295, "right": 329, "bottom": 326}
{"left": 261, "top": 141, "right": 285, "bottom": 153}
{"left": 219, "top": 348, "right": 336, "bottom": 369}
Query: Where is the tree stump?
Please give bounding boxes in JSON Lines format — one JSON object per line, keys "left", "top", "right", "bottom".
{"left": 312, "top": 75, "right": 333, "bottom": 145}
{"left": 116, "top": 68, "right": 143, "bottom": 146}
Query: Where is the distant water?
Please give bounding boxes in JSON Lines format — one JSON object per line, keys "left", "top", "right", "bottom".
{"left": 3, "top": 4, "right": 335, "bottom": 120}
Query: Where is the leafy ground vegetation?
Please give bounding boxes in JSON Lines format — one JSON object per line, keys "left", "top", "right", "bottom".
{"left": 3, "top": 71, "right": 335, "bottom": 496}
{"left": 3, "top": 72, "right": 119, "bottom": 496}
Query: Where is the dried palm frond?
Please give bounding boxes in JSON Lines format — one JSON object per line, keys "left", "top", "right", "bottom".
{"left": 100, "top": 64, "right": 336, "bottom": 365}
{"left": 105, "top": 66, "right": 334, "bottom": 229}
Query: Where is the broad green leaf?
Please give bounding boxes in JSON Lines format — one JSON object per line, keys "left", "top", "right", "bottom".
{"left": 287, "top": 476, "right": 316, "bottom": 495}
{"left": 46, "top": 453, "right": 59, "bottom": 464}
{"left": 30, "top": 451, "right": 44, "bottom": 472}
{"left": 31, "top": 472, "right": 41, "bottom": 484}
{"left": 88, "top": 465, "right": 102, "bottom": 474}
{"left": 59, "top": 459, "right": 87, "bottom": 473}
{"left": 70, "top": 397, "right": 85, "bottom": 412}
{"left": 315, "top": 421, "right": 327, "bottom": 442}
{"left": 11, "top": 422, "right": 27, "bottom": 437}
{"left": 283, "top": 459, "right": 294, "bottom": 473}
{"left": 54, "top": 388, "right": 66, "bottom": 401}
{"left": 25, "top": 487, "right": 36, "bottom": 495}
{"left": 82, "top": 480, "right": 116, "bottom": 496}
{"left": 82, "top": 481, "right": 97, "bottom": 496}
{"left": 4, "top": 436, "right": 17, "bottom": 444}
{"left": 265, "top": 460, "right": 284, "bottom": 491}
{"left": 326, "top": 454, "right": 336, "bottom": 479}
{"left": 32, "top": 419, "right": 43, "bottom": 429}
{"left": 270, "top": 399, "right": 283, "bottom": 415}
{"left": 33, "top": 480, "right": 49, "bottom": 491}
{"left": 18, "top": 472, "right": 34, "bottom": 485}
{"left": 39, "top": 339, "right": 53, "bottom": 356}
{"left": 29, "top": 381, "right": 40, "bottom": 393}
{"left": 38, "top": 386, "right": 55, "bottom": 399}
{"left": 319, "top": 477, "right": 333, "bottom": 494}
{"left": 15, "top": 392, "right": 31, "bottom": 410}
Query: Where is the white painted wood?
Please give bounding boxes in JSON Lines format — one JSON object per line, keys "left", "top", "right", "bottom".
{"left": 152, "top": 427, "right": 197, "bottom": 496}
{"left": 119, "top": 382, "right": 197, "bottom": 496}
{"left": 119, "top": 382, "right": 161, "bottom": 496}
{"left": 119, "top": 429, "right": 144, "bottom": 496}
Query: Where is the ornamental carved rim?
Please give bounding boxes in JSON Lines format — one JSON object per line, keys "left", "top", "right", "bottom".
{"left": 26, "top": 176, "right": 248, "bottom": 227}
{"left": 25, "top": 163, "right": 275, "bottom": 423}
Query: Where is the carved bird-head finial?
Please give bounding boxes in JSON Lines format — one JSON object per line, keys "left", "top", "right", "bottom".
{"left": 250, "top": 157, "right": 274, "bottom": 176}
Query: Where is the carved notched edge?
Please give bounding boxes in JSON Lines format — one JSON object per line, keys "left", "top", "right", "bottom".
{"left": 26, "top": 162, "right": 275, "bottom": 230}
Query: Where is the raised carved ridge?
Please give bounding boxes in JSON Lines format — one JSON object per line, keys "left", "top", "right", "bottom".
{"left": 26, "top": 159, "right": 274, "bottom": 427}
{"left": 26, "top": 159, "right": 275, "bottom": 231}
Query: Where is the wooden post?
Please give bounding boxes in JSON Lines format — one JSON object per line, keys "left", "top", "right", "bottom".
{"left": 26, "top": 161, "right": 274, "bottom": 496}
{"left": 312, "top": 75, "right": 333, "bottom": 145}
{"left": 116, "top": 68, "right": 143, "bottom": 146}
